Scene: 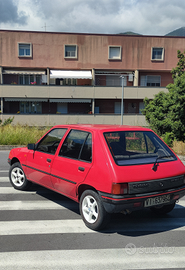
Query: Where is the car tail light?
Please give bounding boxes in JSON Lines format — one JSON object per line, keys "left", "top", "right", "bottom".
{"left": 112, "top": 183, "right": 128, "bottom": 195}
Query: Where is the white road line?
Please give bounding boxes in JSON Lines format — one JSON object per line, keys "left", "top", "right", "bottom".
{"left": 0, "top": 199, "right": 184, "bottom": 211}
{"left": 0, "top": 187, "right": 35, "bottom": 194}
{"left": 0, "top": 187, "right": 52, "bottom": 194}
{"left": 0, "top": 220, "right": 91, "bottom": 235}
{"left": 0, "top": 218, "right": 185, "bottom": 235}
{"left": 0, "top": 200, "right": 77, "bottom": 210}
{"left": 0, "top": 247, "right": 185, "bottom": 270}
{"left": 0, "top": 177, "right": 9, "bottom": 181}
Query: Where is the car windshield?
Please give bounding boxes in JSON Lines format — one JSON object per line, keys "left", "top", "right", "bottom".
{"left": 104, "top": 131, "right": 176, "bottom": 166}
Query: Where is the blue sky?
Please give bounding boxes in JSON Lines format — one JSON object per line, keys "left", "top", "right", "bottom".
{"left": 0, "top": 0, "right": 185, "bottom": 35}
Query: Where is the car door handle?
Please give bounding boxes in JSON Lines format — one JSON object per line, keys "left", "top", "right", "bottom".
{"left": 47, "top": 158, "right": 52, "bottom": 163}
{"left": 78, "top": 167, "right": 85, "bottom": 172}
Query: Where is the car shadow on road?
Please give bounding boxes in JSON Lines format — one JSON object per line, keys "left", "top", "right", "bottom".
{"left": 30, "top": 184, "right": 185, "bottom": 236}
{"left": 33, "top": 184, "right": 80, "bottom": 214}
{"left": 101, "top": 205, "right": 185, "bottom": 236}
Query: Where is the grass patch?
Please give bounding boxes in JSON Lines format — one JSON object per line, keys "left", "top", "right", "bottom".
{"left": 1, "top": 124, "right": 185, "bottom": 156}
{"left": 0, "top": 125, "right": 49, "bottom": 146}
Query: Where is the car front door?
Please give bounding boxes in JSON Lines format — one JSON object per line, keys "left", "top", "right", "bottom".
{"left": 25, "top": 128, "right": 67, "bottom": 188}
{"left": 50, "top": 129, "right": 93, "bottom": 199}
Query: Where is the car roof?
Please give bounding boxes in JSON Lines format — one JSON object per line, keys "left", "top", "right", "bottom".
{"left": 52, "top": 124, "right": 152, "bottom": 132}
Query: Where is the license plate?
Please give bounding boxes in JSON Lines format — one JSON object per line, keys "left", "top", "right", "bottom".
{"left": 144, "top": 194, "right": 170, "bottom": 207}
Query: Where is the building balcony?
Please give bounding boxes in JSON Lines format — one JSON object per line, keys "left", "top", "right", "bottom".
{"left": 0, "top": 84, "right": 168, "bottom": 126}
{"left": 0, "top": 84, "right": 168, "bottom": 100}
{"left": 1, "top": 113, "right": 147, "bottom": 127}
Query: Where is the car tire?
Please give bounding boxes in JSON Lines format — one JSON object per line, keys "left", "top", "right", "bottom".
{"left": 79, "top": 190, "right": 110, "bottom": 231}
{"left": 150, "top": 202, "right": 176, "bottom": 215}
{"left": 9, "top": 162, "right": 32, "bottom": 190}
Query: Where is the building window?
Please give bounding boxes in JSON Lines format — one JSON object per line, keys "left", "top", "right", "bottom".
{"left": 19, "top": 75, "right": 41, "bottom": 85}
{"left": 140, "top": 75, "right": 161, "bottom": 87}
{"left": 65, "top": 45, "right": 77, "bottom": 58}
{"left": 139, "top": 102, "right": 145, "bottom": 114}
{"left": 108, "top": 46, "right": 122, "bottom": 60}
{"left": 57, "top": 103, "right": 68, "bottom": 114}
{"left": 18, "top": 43, "right": 32, "bottom": 57}
{"left": 106, "top": 75, "right": 127, "bottom": 86}
{"left": 151, "top": 47, "right": 164, "bottom": 61}
{"left": 114, "top": 101, "right": 124, "bottom": 114}
{"left": 20, "top": 102, "right": 42, "bottom": 114}
{"left": 61, "top": 78, "right": 77, "bottom": 86}
{"left": 128, "top": 102, "right": 137, "bottom": 113}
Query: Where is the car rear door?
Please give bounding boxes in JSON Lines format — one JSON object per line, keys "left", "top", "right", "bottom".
{"left": 26, "top": 128, "right": 67, "bottom": 188}
{"left": 50, "top": 129, "right": 93, "bottom": 199}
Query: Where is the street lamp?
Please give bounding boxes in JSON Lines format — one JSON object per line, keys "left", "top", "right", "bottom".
{"left": 120, "top": 76, "right": 124, "bottom": 125}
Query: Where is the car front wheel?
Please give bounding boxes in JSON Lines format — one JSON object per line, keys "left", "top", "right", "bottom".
{"left": 79, "top": 190, "right": 110, "bottom": 231}
{"left": 9, "top": 162, "right": 32, "bottom": 190}
{"left": 150, "top": 202, "right": 176, "bottom": 215}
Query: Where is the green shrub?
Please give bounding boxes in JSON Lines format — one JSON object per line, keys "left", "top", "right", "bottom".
{"left": 1, "top": 117, "right": 14, "bottom": 127}
{"left": 162, "top": 132, "right": 174, "bottom": 147}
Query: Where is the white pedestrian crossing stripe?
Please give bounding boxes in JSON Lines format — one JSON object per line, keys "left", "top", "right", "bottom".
{"left": 0, "top": 247, "right": 185, "bottom": 270}
{"left": 0, "top": 200, "right": 77, "bottom": 210}
{"left": 1, "top": 176, "right": 185, "bottom": 270}
{"left": 1, "top": 217, "right": 185, "bottom": 235}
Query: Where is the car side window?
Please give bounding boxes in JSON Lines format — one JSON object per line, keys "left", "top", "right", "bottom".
{"left": 80, "top": 133, "right": 92, "bottom": 162}
{"left": 59, "top": 130, "right": 92, "bottom": 162}
{"left": 36, "top": 128, "right": 67, "bottom": 154}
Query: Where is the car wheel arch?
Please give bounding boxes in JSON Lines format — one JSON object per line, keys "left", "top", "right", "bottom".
{"left": 77, "top": 184, "right": 97, "bottom": 201}
{"left": 9, "top": 157, "right": 20, "bottom": 166}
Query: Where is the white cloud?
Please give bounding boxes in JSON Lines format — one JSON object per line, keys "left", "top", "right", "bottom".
{"left": 0, "top": 0, "right": 185, "bottom": 35}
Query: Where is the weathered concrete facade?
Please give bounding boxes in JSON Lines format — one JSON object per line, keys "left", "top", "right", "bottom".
{"left": 0, "top": 30, "right": 182, "bottom": 125}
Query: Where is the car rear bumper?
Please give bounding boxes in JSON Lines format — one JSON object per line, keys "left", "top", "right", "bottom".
{"left": 99, "top": 185, "right": 185, "bottom": 213}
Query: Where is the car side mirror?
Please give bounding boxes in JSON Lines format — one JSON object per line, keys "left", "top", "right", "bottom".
{"left": 27, "top": 143, "right": 35, "bottom": 150}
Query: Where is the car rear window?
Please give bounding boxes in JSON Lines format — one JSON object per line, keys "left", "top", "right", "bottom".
{"left": 104, "top": 131, "right": 176, "bottom": 166}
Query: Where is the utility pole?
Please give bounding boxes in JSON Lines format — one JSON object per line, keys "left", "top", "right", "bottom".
{"left": 120, "top": 76, "right": 124, "bottom": 125}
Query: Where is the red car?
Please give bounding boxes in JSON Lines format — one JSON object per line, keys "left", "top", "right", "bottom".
{"left": 8, "top": 124, "right": 185, "bottom": 230}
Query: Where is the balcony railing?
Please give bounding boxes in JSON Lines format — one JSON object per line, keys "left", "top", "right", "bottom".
{"left": 0, "top": 113, "right": 147, "bottom": 127}
{"left": 0, "top": 84, "right": 168, "bottom": 100}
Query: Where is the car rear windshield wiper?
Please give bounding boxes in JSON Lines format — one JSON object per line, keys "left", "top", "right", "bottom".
{"left": 152, "top": 155, "right": 174, "bottom": 171}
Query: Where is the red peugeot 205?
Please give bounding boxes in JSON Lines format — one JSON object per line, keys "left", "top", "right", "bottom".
{"left": 8, "top": 124, "right": 185, "bottom": 230}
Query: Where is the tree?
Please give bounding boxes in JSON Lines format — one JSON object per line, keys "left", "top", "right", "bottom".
{"left": 143, "top": 50, "right": 185, "bottom": 141}
{"left": 171, "top": 50, "right": 185, "bottom": 79}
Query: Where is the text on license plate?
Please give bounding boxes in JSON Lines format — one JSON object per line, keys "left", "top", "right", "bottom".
{"left": 144, "top": 194, "right": 170, "bottom": 207}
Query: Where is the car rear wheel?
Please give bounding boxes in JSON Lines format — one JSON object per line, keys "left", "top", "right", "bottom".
{"left": 80, "top": 190, "right": 110, "bottom": 231}
{"left": 9, "top": 162, "right": 32, "bottom": 190}
{"left": 150, "top": 202, "right": 176, "bottom": 215}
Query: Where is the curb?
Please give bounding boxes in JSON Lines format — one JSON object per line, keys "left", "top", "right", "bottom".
{"left": 0, "top": 145, "right": 25, "bottom": 150}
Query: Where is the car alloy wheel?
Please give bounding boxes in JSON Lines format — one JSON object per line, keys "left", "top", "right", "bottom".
{"left": 80, "top": 190, "right": 110, "bottom": 231}
{"left": 11, "top": 166, "right": 25, "bottom": 187}
{"left": 9, "top": 162, "right": 32, "bottom": 190}
{"left": 81, "top": 194, "right": 98, "bottom": 224}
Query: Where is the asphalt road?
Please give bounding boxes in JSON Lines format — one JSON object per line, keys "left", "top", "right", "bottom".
{"left": 0, "top": 150, "right": 10, "bottom": 176}
{"left": 0, "top": 150, "right": 185, "bottom": 269}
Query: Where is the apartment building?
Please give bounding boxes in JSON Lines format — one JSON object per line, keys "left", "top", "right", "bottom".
{"left": 0, "top": 29, "right": 183, "bottom": 126}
